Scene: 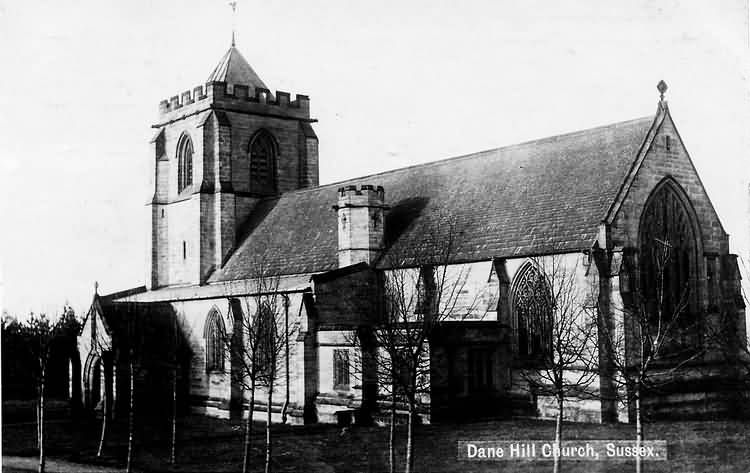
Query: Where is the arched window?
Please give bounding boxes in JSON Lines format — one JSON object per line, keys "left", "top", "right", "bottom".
{"left": 177, "top": 134, "right": 194, "bottom": 193}
{"left": 204, "top": 308, "right": 225, "bottom": 372}
{"left": 254, "top": 301, "right": 277, "bottom": 379}
{"left": 511, "top": 262, "right": 553, "bottom": 358}
{"left": 638, "top": 180, "right": 698, "bottom": 318}
{"left": 249, "top": 130, "right": 277, "bottom": 195}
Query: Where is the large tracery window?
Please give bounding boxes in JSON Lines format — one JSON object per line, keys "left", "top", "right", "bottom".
{"left": 177, "top": 134, "right": 194, "bottom": 193}
{"left": 512, "top": 263, "right": 553, "bottom": 358}
{"left": 205, "top": 308, "right": 225, "bottom": 372}
{"left": 249, "top": 130, "right": 277, "bottom": 196}
{"left": 638, "top": 180, "right": 698, "bottom": 319}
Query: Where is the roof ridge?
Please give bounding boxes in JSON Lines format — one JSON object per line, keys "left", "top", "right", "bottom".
{"left": 276, "top": 115, "right": 655, "bottom": 199}
{"left": 102, "top": 285, "right": 148, "bottom": 301}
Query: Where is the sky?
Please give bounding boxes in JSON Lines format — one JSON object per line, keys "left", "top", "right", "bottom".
{"left": 0, "top": 0, "right": 748, "bottom": 318}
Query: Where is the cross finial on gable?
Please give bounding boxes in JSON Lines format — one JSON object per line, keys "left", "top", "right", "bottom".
{"left": 657, "top": 80, "right": 668, "bottom": 102}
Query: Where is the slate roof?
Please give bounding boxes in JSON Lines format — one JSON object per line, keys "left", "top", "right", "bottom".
{"left": 207, "top": 46, "right": 269, "bottom": 92}
{"left": 209, "top": 116, "right": 655, "bottom": 282}
{"left": 96, "top": 298, "right": 189, "bottom": 365}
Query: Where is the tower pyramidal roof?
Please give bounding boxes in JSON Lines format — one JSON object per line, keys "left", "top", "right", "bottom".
{"left": 206, "top": 46, "right": 269, "bottom": 92}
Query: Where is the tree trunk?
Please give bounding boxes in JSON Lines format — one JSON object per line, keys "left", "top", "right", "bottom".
{"left": 635, "top": 384, "right": 643, "bottom": 473}
{"left": 242, "top": 378, "right": 256, "bottom": 473}
{"left": 96, "top": 389, "right": 107, "bottom": 457}
{"left": 38, "top": 367, "right": 45, "bottom": 473}
{"left": 126, "top": 356, "right": 134, "bottom": 473}
{"left": 265, "top": 384, "right": 273, "bottom": 473}
{"left": 389, "top": 393, "right": 396, "bottom": 473}
{"left": 169, "top": 367, "right": 177, "bottom": 464}
{"left": 405, "top": 402, "right": 414, "bottom": 473}
{"left": 36, "top": 389, "right": 40, "bottom": 450}
{"left": 36, "top": 394, "right": 40, "bottom": 469}
{"left": 282, "top": 301, "right": 290, "bottom": 424}
{"left": 553, "top": 394, "right": 563, "bottom": 473}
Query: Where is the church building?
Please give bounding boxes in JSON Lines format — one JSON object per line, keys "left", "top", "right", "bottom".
{"left": 78, "top": 43, "right": 747, "bottom": 425}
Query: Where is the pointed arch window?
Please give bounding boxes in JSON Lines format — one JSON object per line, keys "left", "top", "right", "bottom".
{"left": 177, "top": 134, "right": 194, "bottom": 193}
{"left": 204, "top": 308, "right": 225, "bottom": 372}
{"left": 255, "top": 301, "right": 277, "bottom": 379}
{"left": 511, "top": 263, "right": 553, "bottom": 358}
{"left": 638, "top": 180, "right": 698, "bottom": 319}
{"left": 249, "top": 130, "right": 277, "bottom": 195}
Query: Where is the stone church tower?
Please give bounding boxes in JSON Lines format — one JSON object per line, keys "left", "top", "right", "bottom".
{"left": 146, "top": 46, "right": 318, "bottom": 288}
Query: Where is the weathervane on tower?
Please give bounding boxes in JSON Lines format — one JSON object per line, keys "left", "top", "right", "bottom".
{"left": 229, "top": 1, "right": 238, "bottom": 47}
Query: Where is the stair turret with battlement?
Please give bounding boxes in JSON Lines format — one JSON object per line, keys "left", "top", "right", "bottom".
{"left": 334, "top": 185, "right": 388, "bottom": 267}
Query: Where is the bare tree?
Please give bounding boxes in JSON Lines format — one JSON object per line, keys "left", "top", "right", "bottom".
{"left": 222, "top": 262, "right": 298, "bottom": 473}
{"left": 600, "top": 240, "right": 699, "bottom": 473}
{"left": 93, "top": 297, "right": 185, "bottom": 472}
{"left": 224, "top": 290, "right": 262, "bottom": 473}
{"left": 116, "top": 301, "right": 149, "bottom": 473}
{"left": 518, "top": 254, "right": 599, "bottom": 473}
{"left": 125, "top": 310, "right": 137, "bottom": 473}
{"left": 352, "top": 219, "right": 485, "bottom": 473}
{"left": 168, "top": 312, "right": 186, "bottom": 465}
{"left": 21, "top": 310, "right": 78, "bottom": 473}
{"left": 259, "top": 291, "right": 293, "bottom": 473}
{"left": 93, "top": 320, "right": 112, "bottom": 459}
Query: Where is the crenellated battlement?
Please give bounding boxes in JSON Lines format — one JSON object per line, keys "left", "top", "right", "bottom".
{"left": 336, "top": 185, "right": 386, "bottom": 207}
{"left": 158, "top": 81, "right": 310, "bottom": 118}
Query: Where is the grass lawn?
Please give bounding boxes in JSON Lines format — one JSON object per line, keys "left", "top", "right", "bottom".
{"left": 3, "top": 414, "right": 750, "bottom": 472}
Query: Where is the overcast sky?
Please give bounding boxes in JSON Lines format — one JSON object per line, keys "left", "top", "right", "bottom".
{"left": 1, "top": 0, "right": 748, "bottom": 318}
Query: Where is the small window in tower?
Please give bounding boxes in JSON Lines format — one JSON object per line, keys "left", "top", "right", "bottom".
{"left": 665, "top": 135, "right": 671, "bottom": 151}
{"left": 183, "top": 241, "right": 187, "bottom": 259}
{"left": 177, "top": 133, "right": 194, "bottom": 193}
{"left": 161, "top": 209, "right": 165, "bottom": 218}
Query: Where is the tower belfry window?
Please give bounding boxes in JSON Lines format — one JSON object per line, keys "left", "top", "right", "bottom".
{"left": 249, "top": 130, "right": 277, "bottom": 195}
{"left": 177, "top": 134, "right": 194, "bottom": 193}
